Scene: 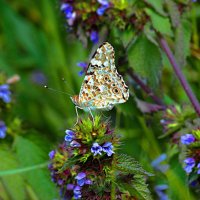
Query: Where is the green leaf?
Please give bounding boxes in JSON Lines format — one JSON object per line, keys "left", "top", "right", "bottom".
{"left": 145, "top": 0, "right": 166, "bottom": 16}
{"left": 14, "top": 136, "right": 58, "bottom": 200}
{"left": 165, "top": 0, "right": 180, "bottom": 27}
{"left": 175, "top": 18, "right": 191, "bottom": 67}
{"left": 0, "top": 148, "right": 26, "bottom": 200}
{"left": 145, "top": 8, "right": 173, "bottom": 36}
{"left": 128, "top": 34, "right": 162, "bottom": 88}
{"left": 115, "top": 154, "right": 153, "bottom": 176}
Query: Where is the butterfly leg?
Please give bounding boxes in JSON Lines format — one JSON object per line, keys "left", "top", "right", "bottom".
{"left": 88, "top": 108, "right": 94, "bottom": 123}
{"left": 74, "top": 106, "right": 81, "bottom": 126}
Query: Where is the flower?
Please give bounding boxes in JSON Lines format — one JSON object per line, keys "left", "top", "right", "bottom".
{"left": 197, "top": 163, "right": 200, "bottom": 174}
{"left": 98, "top": 0, "right": 109, "bottom": 6}
{"left": 0, "top": 121, "right": 7, "bottom": 139}
{"left": 49, "top": 150, "right": 55, "bottom": 159}
{"left": 0, "top": 84, "right": 11, "bottom": 103}
{"left": 102, "top": 142, "right": 114, "bottom": 156}
{"left": 151, "top": 154, "right": 169, "bottom": 173}
{"left": 65, "top": 130, "right": 75, "bottom": 142}
{"left": 181, "top": 134, "right": 195, "bottom": 145}
{"left": 67, "top": 183, "right": 75, "bottom": 190}
{"left": 75, "top": 172, "right": 92, "bottom": 187}
{"left": 91, "top": 142, "right": 103, "bottom": 156}
{"left": 97, "top": 4, "right": 109, "bottom": 16}
{"left": 75, "top": 172, "right": 86, "bottom": 186}
{"left": 31, "top": 71, "right": 47, "bottom": 85}
{"left": 73, "top": 185, "right": 82, "bottom": 199}
{"left": 61, "top": 3, "right": 76, "bottom": 26}
{"left": 184, "top": 157, "right": 195, "bottom": 173}
{"left": 155, "top": 184, "right": 169, "bottom": 200}
{"left": 90, "top": 30, "right": 99, "bottom": 44}
{"left": 77, "top": 62, "right": 88, "bottom": 76}
{"left": 70, "top": 140, "right": 81, "bottom": 147}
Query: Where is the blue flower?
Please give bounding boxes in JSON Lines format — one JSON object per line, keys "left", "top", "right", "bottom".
{"left": 70, "top": 140, "right": 81, "bottom": 148}
{"left": 77, "top": 62, "right": 87, "bottom": 76}
{"left": 61, "top": 3, "right": 73, "bottom": 19}
{"left": 48, "top": 150, "right": 55, "bottom": 159}
{"left": 90, "top": 31, "right": 99, "bottom": 44}
{"left": 31, "top": 71, "right": 47, "bottom": 85}
{"left": 151, "top": 154, "right": 169, "bottom": 173}
{"left": 98, "top": 0, "right": 109, "bottom": 6}
{"left": 197, "top": 163, "right": 200, "bottom": 174}
{"left": 181, "top": 134, "right": 195, "bottom": 145}
{"left": 75, "top": 172, "right": 86, "bottom": 186}
{"left": 65, "top": 130, "right": 75, "bottom": 142}
{"left": 73, "top": 186, "right": 82, "bottom": 199}
{"left": 102, "top": 142, "right": 114, "bottom": 156}
{"left": 91, "top": 142, "right": 103, "bottom": 156}
{"left": 0, "top": 84, "right": 11, "bottom": 103}
{"left": 0, "top": 121, "right": 7, "bottom": 139}
{"left": 97, "top": 4, "right": 109, "bottom": 16}
{"left": 184, "top": 157, "right": 195, "bottom": 173}
{"left": 67, "top": 183, "right": 75, "bottom": 190}
{"left": 155, "top": 184, "right": 169, "bottom": 200}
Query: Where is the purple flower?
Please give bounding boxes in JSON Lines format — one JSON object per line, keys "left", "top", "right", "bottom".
{"left": 102, "top": 142, "right": 114, "bottom": 156}
{"left": 75, "top": 172, "right": 86, "bottom": 186}
{"left": 181, "top": 134, "right": 195, "bottom": 145}
{"left": 97, "top": 4, "right": 109, "bottom": 16}
{"left": 91, "top": 142, "right": 103, "bottom": 156}
{"left": 77, "top": 62, "right": 87, "bottom": 76}
{"left": 184, "top": 157, "right": 195, "bottom": 173}
{"left": 75, "top": 172, "right": 92, "bottom": 187}
{"left": 151, "top": 154, "right": 169, "bottom": 173}
{"left": 65, "top": 130, "right": 75, "bottom": 142}
{"left": 73, "top": 186, "right": 82, "bottom": 199}
{"left": 90, "top": 30, "right": 99, "bottom": 44}
{"left": 48, "top": 150, "right": 55, "bottom": 159}
{"left": 155, "top": 184, "right": 169, "bottom": 200}
{"left": 70, "top": 140, "right": 81, "bottom": 147}
{"left": 98, "top": 0, "right": 109, "bottom": 6}
{"left": 197, "top": 163, "right": 200, "bottom": 174}
{"left": 67, "top": 183, "right": 75, "bottom": 190}
{"left": 30, "top": 71, "right": 47, "bottom": 85}
{"left": 61, "top": 3, "right": 76, "bottom": 26}
{"left": 0, "top": 121, "right": 7, "bottom": 139}
{"left": 0, "top": 84, "right": 11, "bottom": 103}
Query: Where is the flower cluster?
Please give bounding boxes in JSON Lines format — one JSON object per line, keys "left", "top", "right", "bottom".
{"left": 0, "top": 84, "right": 11, "bottom": 103}
{"left": 49, "top": 116, "right": 152, "bottom": 199}
{"left": 180, "top": 129, "right": 200, "bottom": 175}
{"left": 59, "top": 0, "right": 148, "bottom": 45}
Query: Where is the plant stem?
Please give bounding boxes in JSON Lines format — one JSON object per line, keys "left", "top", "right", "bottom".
{"left": 128, "top": 68, "right": 165, "bottom": 106}
{"left": 158, "top": 35, "right": 200, "bottom": 116}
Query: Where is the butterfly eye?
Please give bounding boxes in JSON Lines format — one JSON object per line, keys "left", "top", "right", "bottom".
{"left": 112, "top": 87, "right": 120, "bottom": 94}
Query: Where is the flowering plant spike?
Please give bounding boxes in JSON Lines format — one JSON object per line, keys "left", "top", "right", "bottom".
{"left": 49, "top": 116, "right": 153, "bottom": 199}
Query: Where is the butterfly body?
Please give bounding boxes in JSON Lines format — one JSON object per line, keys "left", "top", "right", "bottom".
{"left": 71, "top": 42, "right": 129, "bottom": 112}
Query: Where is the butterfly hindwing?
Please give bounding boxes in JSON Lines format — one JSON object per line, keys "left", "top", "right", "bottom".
{"left": 78, "top": 42, "right": 129, "bottom": 110}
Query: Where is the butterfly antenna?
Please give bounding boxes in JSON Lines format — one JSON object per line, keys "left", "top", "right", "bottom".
{"left": 61, "top": 78, "right": 75, "bottom": 94}
{"left": 44, "top": 85, "right": 73, "bottom": 96}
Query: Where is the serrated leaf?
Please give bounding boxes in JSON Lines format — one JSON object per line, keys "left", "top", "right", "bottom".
{"left": 0, "top": 148, "right": 26, "bottom": 200}
{"left": 165, "top": 0, "right": 180, "bottom": 27}
{"left": 115, "top": 154, "right": 153, "bottom": 176}
{"left": 175, "top": 18, "right": 191, "bottom": 67}
{"left": 128, "top": 34, "right": 162, "bottom": 88}
{"left": 145, "top": 8, "right": 173, "bottom": 37}
{"left": 14, "top": 136, "right": 58, "bottom": 200}
{"left": 145, "top": 0, "right": 166, "bottom": 16}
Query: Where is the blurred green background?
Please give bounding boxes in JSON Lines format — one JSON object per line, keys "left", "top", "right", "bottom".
{"left": 0, "top": 0, "right": 200, "bottom": 199}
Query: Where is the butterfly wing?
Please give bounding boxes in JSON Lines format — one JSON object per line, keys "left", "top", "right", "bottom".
{"left": 78, "top": 42, "right": 129, "bottom": 110}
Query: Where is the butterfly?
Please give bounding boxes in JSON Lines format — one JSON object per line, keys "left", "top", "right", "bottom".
{"left": 71, "top": 42, "right": 129, "bottom": 119}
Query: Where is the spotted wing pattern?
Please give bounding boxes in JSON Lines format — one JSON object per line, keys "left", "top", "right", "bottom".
{"left": 78, "top": 42, "right": 129, "bottom": 111}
